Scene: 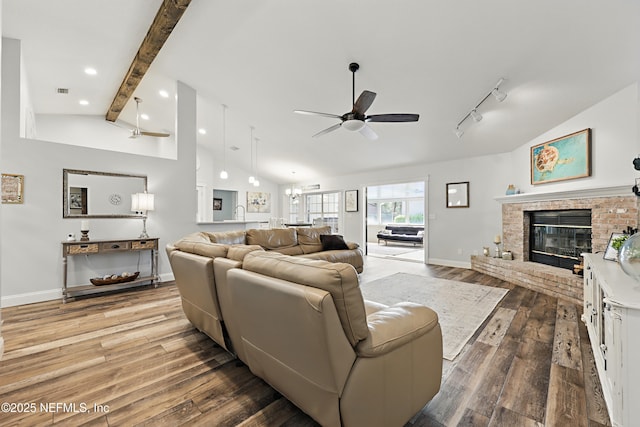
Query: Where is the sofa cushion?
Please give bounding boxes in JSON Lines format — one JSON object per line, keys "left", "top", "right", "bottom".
{"left": 174, "top": 239, "right": 228, "bottom": 259}
{"left": 227, "top": 244, "right": 265, "bottom": 261}
{"left": 206, "top": 230, "right": 247, "bottom": 245}
{"left": 242, "top": 251, "right": 368, "bottom": 346}
{"left": 246, "top": 228, "right": 298, "bottom": 250}
{"left": 296, "top": 226, "right": 332, "bottom": 254}
{"left": 320, "top": 234, "right": 349, "bottom": 251}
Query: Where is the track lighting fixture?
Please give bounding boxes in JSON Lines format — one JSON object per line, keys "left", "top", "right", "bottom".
{"left": 454, "top": 78, "right": 507, "bottom": 138}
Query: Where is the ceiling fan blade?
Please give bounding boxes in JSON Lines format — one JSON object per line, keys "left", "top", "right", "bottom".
{"left": 294, "top": 110, "right": 343, "bottom": 119}
{"left": 140, "top": 131, "right": 171, "bottom": 138}
{"left": 359, "top": 124, "right": 378, "bottom": 140}
{"left": 352, "top": 90, "right": 377, "bottom": 115}
{"left": 366, "top": 113, "right": 420, "bottom": 123}
{"left": 312, "top": 123, "right": 342, "bottom": 138}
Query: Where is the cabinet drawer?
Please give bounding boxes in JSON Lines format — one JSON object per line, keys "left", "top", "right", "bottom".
{"left": 100, "top": 241, "right": 131, "bottom": 252}
{"left": 132, "top": 240, "right": 157, "bottom": 250}
{"left": 67, "top": 243, "right": 99, "bottom": 255}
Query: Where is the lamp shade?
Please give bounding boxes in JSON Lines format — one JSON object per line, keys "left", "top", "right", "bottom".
{"left": 131, "top": 192, "right": 155, "bottom": 212}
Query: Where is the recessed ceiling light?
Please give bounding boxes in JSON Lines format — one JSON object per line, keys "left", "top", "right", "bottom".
{"left": 198, "top": 128, "right": 207, "bottom": 135}
{"left": 84, "top": 67, "right": 97, "bottom": 75}
{"left": 159, "top": 90, "right": 169, "bottom": 98}
{"left": 79, "top": 100, "right": 89, "bottom": 106}
{"left": 140, "top": 114, "right": 149, "bottom": 120}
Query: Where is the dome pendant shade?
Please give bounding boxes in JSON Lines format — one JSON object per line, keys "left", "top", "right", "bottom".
{"left": 342, "top": 119, "right": 365, "bottom": 132}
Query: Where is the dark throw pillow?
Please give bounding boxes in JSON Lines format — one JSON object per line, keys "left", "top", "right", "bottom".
{"left": 320, "top": 234, "right": 349, "bottom": 251}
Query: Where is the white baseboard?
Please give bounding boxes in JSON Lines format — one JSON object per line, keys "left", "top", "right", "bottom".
{"left": 1, "top": 288, "right": 62, "bottom": 308}
{"left": 428, "top": 258, "right": 472, "bottom": 269}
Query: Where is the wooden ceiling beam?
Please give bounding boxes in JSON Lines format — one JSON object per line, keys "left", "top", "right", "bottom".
{"left": 105, "top": 0, "right": 191, "bottom": 122}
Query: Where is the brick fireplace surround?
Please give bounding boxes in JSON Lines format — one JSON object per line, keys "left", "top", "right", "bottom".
{"left": 471, "top": 188, "right": 639, "bottom": 305}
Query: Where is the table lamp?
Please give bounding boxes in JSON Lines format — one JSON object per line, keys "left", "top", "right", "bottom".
{"left": 131, "top": 192, "right": 155, "bottom": 238}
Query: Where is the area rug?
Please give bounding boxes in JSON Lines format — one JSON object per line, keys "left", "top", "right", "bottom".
{"left": 360, "top": 272, "right": 508, "bottom": 360}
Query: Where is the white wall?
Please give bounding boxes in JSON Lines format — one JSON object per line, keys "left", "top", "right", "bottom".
{"left": 0, "top": 38, "right": 198, "bottom": 306}
{"left": 510, "top": 84, "right": 640, "bottom": 195}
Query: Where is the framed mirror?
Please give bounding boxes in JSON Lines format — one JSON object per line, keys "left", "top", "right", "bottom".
{"left": 63, "top": 169, "right": 147, "bottom": 218}
{"left": 446, "top": 182, "right": 469, "bottom": 208}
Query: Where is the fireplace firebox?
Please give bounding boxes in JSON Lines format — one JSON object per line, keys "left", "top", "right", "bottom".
{"left": 529, "top": 209, "right": 592, "bottom": 270}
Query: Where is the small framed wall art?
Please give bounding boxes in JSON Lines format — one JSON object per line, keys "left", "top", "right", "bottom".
{"left": 213, "top": 198, "right": 223, "bottom": 211}
{"left": 345, "top": 190, "right": 358, "bottom": 212}
{"left": 2, "top": 173, "right": 24, "bottom": 204}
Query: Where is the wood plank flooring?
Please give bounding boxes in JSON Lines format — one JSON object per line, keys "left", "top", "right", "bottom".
{"left": 0, "top": 257, "right": 610, "bottom": 426}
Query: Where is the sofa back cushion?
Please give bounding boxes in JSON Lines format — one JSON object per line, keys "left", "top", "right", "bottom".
{"left": 206, "top": 230, "right": 247, "bottom": 245}
{"left": 226, "top": 244, "right": 264, "bottom": 261}
{"left": 246, "top": 228, "right": 298, "bottom": 250}
{"left": 242, "top": 251, "right": 368, "bottom": 346}
{"left": 385, "top": 225, "right": 424, "bottom": 236}
{"left": 174, "top": 234, "right": 229, "bottom": 258}
{"left": 296, "top": 226, "right": 332, "bottom": 254}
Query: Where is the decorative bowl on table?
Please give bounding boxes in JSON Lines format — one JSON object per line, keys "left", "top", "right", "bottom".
{"left": 90, "top": 271, "right": 140, "bottom": 286}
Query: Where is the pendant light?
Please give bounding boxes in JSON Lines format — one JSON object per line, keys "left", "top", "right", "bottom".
{"left": 253, "top": 137, "right": 260, "bottom": 187}
{"left": 248, "top": 126, "right": 255, "bottom": 184}
{"left": 219, "top": 104, "right": 228, "bottom": 179}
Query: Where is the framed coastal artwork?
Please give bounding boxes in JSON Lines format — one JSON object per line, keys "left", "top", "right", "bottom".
{"left": 530, "top": 128, "right": 591, "bottom": 185}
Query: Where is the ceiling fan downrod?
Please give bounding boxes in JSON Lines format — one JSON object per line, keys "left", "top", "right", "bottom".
{"left": 349, "top": 62, "right": 359, "bottom": 108}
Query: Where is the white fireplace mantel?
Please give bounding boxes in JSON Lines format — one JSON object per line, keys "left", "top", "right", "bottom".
{"left": 494, "top": 185, "right": 631, "bottom": 204}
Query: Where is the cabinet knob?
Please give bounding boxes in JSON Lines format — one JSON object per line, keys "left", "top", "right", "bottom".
{"left": 600, "top": 344, "right": 607, "bottom": 351}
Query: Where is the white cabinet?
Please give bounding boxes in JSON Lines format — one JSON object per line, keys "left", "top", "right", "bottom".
{"left": 582, "top": 254, "right": 640, "bottom": 427}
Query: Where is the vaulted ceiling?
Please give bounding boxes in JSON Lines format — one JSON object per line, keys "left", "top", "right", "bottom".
{"left": 4, "top": 1, "right": 640, "bottom": 184}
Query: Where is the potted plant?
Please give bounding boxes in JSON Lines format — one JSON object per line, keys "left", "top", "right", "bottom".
{"left": 611, "top": 234, "right": 630, "bottom": 260}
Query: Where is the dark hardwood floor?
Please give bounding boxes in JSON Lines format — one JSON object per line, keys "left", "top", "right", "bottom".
{"left": 0, "top": 260, "right": 610, "bottom": 426}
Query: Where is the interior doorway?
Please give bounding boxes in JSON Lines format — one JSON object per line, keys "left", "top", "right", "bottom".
{"left": 365, "top": 181, "right": 426, "bottom": 263}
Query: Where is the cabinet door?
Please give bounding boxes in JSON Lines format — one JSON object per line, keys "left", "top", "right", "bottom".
{"left": 603, "top": 302, "right": 623, "bottom": 423}
{"left": 584, "top": 263, "right": 595, "bottom": 324}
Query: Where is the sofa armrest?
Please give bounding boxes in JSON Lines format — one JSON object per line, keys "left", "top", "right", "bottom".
{"left": 356, "top": 302, "right": 439, "bottom": 357}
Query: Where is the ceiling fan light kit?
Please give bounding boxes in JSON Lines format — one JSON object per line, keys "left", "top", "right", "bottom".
{"left": 455, "top": 78, "right": 507, "bottom": 138}
{"left": 294, "top": 62, "right": 419, "bottom": 140}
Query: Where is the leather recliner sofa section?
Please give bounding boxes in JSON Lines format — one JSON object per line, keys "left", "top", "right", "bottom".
{"left": 225, "top": 251, "right": 443, "bottom": 427}
{"left": 166, "top": 228, "right": 442, "bottom": 426}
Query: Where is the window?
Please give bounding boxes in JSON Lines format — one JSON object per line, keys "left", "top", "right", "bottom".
{"left": 305, "top": 191, "right": 340, "bottom": 232}
{"left": 367, "top": 182, "right": 424, "bottom": 225}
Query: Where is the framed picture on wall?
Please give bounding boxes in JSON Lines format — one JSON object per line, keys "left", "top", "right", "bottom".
{"left": 213, "top": 198, "right": 223, "bottom": 211}
{"left": 530, "top": 128, "right": 591, "bottom": 185}
{"left": 345, "top": 190, "right": 358, "bottom": 212}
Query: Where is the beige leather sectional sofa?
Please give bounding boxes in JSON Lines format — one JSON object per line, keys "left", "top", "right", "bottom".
{"left": 166, "top": 227, "right": 442, "bottom": 426}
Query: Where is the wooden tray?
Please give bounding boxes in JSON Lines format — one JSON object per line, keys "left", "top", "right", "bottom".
{"left": 90, "top": 272, "right": 139, "bottom": 286}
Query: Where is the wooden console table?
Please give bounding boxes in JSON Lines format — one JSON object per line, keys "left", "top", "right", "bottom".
{"left": 62, "top": 238, "right": 159, "bottom": 302}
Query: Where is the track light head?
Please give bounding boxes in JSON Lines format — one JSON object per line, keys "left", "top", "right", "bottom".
{"left": 470, "top": 109, "right": 483, "bottom": 122}
{"left": 492, "top": 87, "right": 507, "bottom": 102}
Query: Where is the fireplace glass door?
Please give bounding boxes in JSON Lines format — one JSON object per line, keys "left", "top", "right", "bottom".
{"left": 530, "top": 209, "right": 592, "bottom": 270}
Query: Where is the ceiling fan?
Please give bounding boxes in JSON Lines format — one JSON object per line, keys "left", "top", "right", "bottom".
{"left": 294, "top": 62, "right": 419, "bottom": 140}
{"left": 125, "top": 97, "right": 170, "bottom": 139}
